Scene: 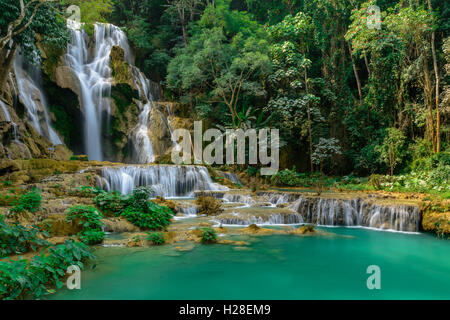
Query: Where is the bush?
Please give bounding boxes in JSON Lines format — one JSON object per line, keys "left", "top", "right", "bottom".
{"left": 121, "top": 201, "right": 173, "bottom": 230}
{"left": 0, "top": 216, "right": 49, "bottom": 258}
{"left": 66, "top": 206, "right": 105, "bottom": 245}
{"left": 195, "top": 196, "right": 222, "bottom": 216}
{"left": 200, "top": 228, "right": 217, "bottom": 244}
{"left": 94, "top": 190, "right": 126, "bottom": 216}
{"left": 9, "top": 189, "right": 42, "bottom": 215}
{"left": 0, "top": 240, "right": 94, "bottom": 300}
{"left": 147, "top": 232, "right": 165, "bottom": 245}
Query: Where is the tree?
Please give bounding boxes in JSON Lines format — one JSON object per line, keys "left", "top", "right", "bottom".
{"left": 167, "top": 1, "right": 271, "bottom": 128}
{"left": 312, "top": 138, "right": 342, "bottom": 173}
{"left": 376, "top": 128, "right": 406, "bottom": 176}
{"left": 0, "top": 0, "right": 68, "bottom": 91}
{"left": 266, "top": 12, "right": 319, "bottom": 172}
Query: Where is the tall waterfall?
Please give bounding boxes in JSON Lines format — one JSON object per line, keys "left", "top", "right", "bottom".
{"left": 99, "top": 165, "right": 228, "bottom": 197}
{"left": 14, "top": 55, "right": 62, "bottom": 146}
{"left": 65, "top": 23, "right": 131, "bottom": 161}
{"left": 65, "top": 22, "right": 161, "bottom": 162}
{"left": 292, "top": 197, "right": 420, "bottom": 232}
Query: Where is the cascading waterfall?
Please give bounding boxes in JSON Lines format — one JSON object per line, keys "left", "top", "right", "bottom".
{"left": 14, "top": 54, "right": 62, "bottom": 146}
{"left": 291, "top": 197, "right": 420, "bottom": 232}
{"left": 129, "top": 68, "right": 156, "bottom": 163}
{"left": 65, "top": 22, "right": 132, "bottom": 161}
{"left": 65, "top": 21, "right": 163, "bottom": 163}
{"left": 99, "top": 165, "right": 228, "bottom": 197}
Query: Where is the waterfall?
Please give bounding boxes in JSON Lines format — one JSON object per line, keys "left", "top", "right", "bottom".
{"left": 216, "top": 212, "right": 303, "bottom": 226}
{"left": 292, "top": 197, "right": 420, "bottom": 232}
{"left": 0, "top": 100, "right": 11, "bottom": 122}
{"left": 218, "top": 171, "right": 242, "bottom": 185}
{"left": 65, "top": 21, "right": 164, "bottom": 162}
{"left": 14, "top": 55, "right": 62, "bottom": 146}
{"left": 99, "top": 165, "right": 228, "bottom": 197}
{"left": 65, "top": 22, "right": 132, "bottom": 161}
{"left": 129, "top": 68, "right": 156, "bottom": 163}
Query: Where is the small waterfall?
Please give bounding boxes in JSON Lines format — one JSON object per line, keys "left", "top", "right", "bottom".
{"left": 65, "top": 22, "right": 131, "bottom": 161}
{"left": 99, "top": 165, "right": 228, "bottom": 197}
{"left": 14, "top": 54, "right": 62, "bottom": 146}
{"left": 217, "top": 212, "right": 303, "bottom": 226}
{"left": 218, "top": 171, "right": 242, "bottom": 185}
{"left": 129, "top": 68, "right": 156, "bottom": 163}
{"left": 0, "top": 100, "right": 11, "bottom": 122}
{"left": 292, "top": 197, "right": 420, "bottom": 232}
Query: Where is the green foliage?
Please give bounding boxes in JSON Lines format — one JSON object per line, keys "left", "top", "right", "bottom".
{"left": 0, "top": 240, "right": 94, "bottom": 300}
{"left": 375, "top": 127, "right": 406, "bottom": 175}
{"left": 200, "top": 227, "right": 217, "bottom": 244}
{"left": 66, "top": 206, "right": 105, "bottom": 245}
{"left": 93, "top": 190, "right": 126, "bottom": 216}
{"left": 147, "top": 232, "right": 165, "bottom": 245}
{"left": 121, "top": 201, "right": 173, "bottom": 231}
{"left": 0, "top": 0, "right": 70, "bottom": 61}
{"left": 0, "top": 215, "right": 49, "bottom": 258}
{"left": 92, "top": 187, "right": 173, "bottom": 231}
{"left": 9, "top": 189, "right": 42, "bottom": 215}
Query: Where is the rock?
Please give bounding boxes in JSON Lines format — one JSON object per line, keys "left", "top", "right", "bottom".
{"left": 195, "top": 196, "right": 223, "bottom": 216}
{"left": 126, "top": 237, "right": 145, "bottom": 247}
{"left": 289, "top": 225, "right": 316, "bottom": 235}
{"left": 153, "top": 196, "right": 177, "bottom": 214}
{"left": 54, "top": 66, "right": 81, "bottom": 96}
{"left": 102, "top": 217, "right": 140, "bottom": 233}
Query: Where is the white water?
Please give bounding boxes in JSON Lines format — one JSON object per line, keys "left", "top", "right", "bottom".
{"left": 14, "top": 55, "right": 62, "bottom": 146}
{"left": 99, "top": 165, "right": 228, "bottom": 197}
{"left": 65, "top": 21, "right": 161, "bottom": 162}
{"left": 130, "top": 68, "right": 156, "bottom": 163}
{"left": 65, "top": 23, "right": 132, "bottom": 161}
{"left": 0, "top": 100, "right": 11, "bottom": 122}
{"left": 291, "top": 196, "right": 420, "bottom": 232}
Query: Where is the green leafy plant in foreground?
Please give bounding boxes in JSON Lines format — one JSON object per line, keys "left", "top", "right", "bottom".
{"left": 0, "top": 215, "right": 49, "bottom": 258}
{"left": 0, "top": 240, "right": 94, "bottom": 300}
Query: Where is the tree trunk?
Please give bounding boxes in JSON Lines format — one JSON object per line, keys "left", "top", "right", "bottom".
{"left": 423, "top": 54, "right": 436, "bottom": 152}
{"left": 348, "top": 42, "right": 362, "bottom": 105}
{"left": 305, "top": 68, "right": 313, "bottom": 173}
{"left": 0, "top": 44, "right": 18, "bottom": 93}
{"left": 427, "top": 0, "right": 441, "bottom": 152}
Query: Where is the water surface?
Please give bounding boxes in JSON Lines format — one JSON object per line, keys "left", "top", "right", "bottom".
{"left": 49, "top": 228, "right": 450, "bottom": 300}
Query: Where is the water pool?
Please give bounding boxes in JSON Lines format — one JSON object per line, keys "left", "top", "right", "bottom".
{"left": 48, "top": 227, "right": 450, "bottom": 300}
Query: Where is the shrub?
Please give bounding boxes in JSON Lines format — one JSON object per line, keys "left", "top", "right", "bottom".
{"left": 0, "top": 216, "right": 49, "bottom": 258}
{"left": 66, "top": 206, "right": 105, "bottom": 245}
{"left": 94, "top": 190, "right": 126, "bottom": 216}
{"left": 121, "top": 201, "right": 173, "bottom": 230}
{"left": 0, "top": 240, "right": 94, "bottom": 300}
{"left": 9, "top": 189, "right": 42, "bottom": 215}
{"left": 147, "top": 232, "right": 165, "bottom": 245}
{"left": 195, "top": 196, "right": 222, "bottom": 216}
{"left": 200, "top": 228, "right": 217, "bottom": 244}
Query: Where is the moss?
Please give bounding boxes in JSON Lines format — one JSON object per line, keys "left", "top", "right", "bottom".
{"left": 110, "top": 46, "right": 132, "bottom": 84}
{"left": 42, "top": 74, "right": 83, "bottom": 153}
{"left": 111, "top": 84, "right": 138, "bottom": 114}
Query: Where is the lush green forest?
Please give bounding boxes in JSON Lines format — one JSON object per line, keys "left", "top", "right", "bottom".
{"left": 62, "top": 0, "right": 449, "bottom": 177}
{"left": 0, "top": 0, "right": 449, "bottom": 184}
